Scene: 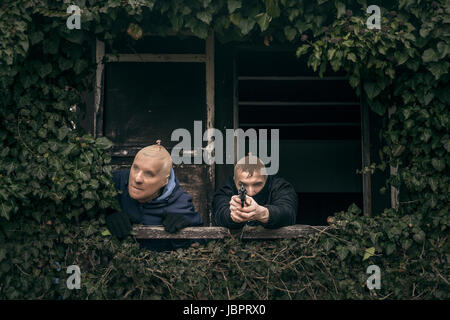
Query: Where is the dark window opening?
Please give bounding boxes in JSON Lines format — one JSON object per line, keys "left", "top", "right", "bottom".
{"left": 236, "top": 50, "right": 363, "bottom": 225}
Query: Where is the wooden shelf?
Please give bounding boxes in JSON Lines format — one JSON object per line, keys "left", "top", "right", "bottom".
{"left": 239, "top": 122, "right": 361, "bottom": 127}
{"left": 239, "top": 101, "right": 360, "bottom": 106}
{"left": 238, "top": 76, "right": 348, "bottom": 81}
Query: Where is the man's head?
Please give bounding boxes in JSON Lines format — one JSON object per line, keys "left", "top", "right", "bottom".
{"left": 128, "top": 143, "right": 172, "bottom": 203}
{"left": 233, "top": 154, "right": 267, "bottom": 197}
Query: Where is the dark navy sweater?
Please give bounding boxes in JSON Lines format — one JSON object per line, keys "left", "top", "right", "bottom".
{"left": 113, "top": 168, "right": 203, "bottom": 250}
{"left": 213, "top": 175, "right": 298, "bottom": 229}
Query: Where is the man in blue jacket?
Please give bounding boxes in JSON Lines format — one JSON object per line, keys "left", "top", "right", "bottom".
{"left": 105, "top": 142, "right": 203, "bottom": 251}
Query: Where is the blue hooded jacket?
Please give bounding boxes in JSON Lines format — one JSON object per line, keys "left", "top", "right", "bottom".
{"left": 113, "top": 168, "right": 204, "bottom": 250}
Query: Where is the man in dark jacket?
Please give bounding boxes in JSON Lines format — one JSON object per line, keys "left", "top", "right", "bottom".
{"left": 106, "top": 142, "right": 203, "bottom": 250}
{"left": 213, "top": 154, "right": 297, "bottom": 229}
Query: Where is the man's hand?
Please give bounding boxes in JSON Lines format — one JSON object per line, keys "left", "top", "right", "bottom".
{"left": 229, "top": 195, "right": 269, "bottom": 224}
{"left": 162, "top": 210, "right": 192, "bottom": 233}
{"left": 106, "top": 211, "right": 132, "bottom": 239}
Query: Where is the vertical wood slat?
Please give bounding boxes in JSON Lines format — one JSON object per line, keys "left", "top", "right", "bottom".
{"left": 388, "top": 105, "right": 399, "bottom": 211}
{"left": 205, "top": 30, "right": 215, "bottom": 225}
{"left": 360, "top": 79, "right": 372, "bottom": 216}
{"left": 232, "top": 55, "right": 239, "bottom": 163}
{"left": 94, "top": 40, "right": 105, "bottom": 138}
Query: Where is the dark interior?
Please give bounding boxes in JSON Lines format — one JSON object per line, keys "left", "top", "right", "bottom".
{"left": 236, "top": 49, "right": 363, "bottom": 225}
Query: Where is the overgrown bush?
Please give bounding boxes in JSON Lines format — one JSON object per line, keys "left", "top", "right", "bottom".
{"left": 0, "top": 0, "right": 448, "bottom": 299}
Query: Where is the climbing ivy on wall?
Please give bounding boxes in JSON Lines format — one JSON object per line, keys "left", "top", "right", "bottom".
{"left": 0, "top": 0, "right": 448, "bottom": 299}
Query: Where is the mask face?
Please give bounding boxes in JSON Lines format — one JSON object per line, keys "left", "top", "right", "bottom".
{"left": 128, "top": 153, "right": 169, "bottom": 203}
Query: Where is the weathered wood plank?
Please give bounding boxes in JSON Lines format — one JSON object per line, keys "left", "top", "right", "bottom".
{"left": 229, "top": 225, "right": 326, "bottom": 239}
{"left": 360, "top": 81, "right": 372, "bottom": 216}
{"left": 133, "top": 226, "right": 230, "bottom": 239}
{"left": 94, "top": 39, "right": 105, "bottom": 138}
{"left": 133, "top": 225, "right": 326, "bottom": 240}
{"left": 105, "top": 53, "right": 206, "bottom": 63}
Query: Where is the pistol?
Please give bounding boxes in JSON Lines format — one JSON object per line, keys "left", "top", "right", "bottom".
{"left": 238, "top": 184, "right": 247, "bottom": 208}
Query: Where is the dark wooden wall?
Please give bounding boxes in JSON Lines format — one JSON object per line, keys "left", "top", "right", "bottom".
{"left": 78, "top": 36, "right": 390, "bottom": 227}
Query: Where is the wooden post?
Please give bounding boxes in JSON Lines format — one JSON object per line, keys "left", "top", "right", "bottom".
{"left": 360, "top": 80, "right": 372, "bottom": 216}
{"left": 388, "top": 105, "right": 399, "bottom": 211}
{"left": 205, "top": 30, "right": 215, "bottom": 225}
{"left": 94, "top": 39, "right": 105, "bottom": 138}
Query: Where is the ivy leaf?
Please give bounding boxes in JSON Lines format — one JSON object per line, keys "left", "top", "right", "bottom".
{"left": 127, "top": 23, "right": 143, "bottom": 40}
{"left": 364, "top": 82, "right": 382, "bottom": 100}
{"left": 19, "top": 40, "right": 29, "bottom": 53}
{"left": 38, "top": 63, "right": 52, "bottom": 78}
{"left": 296, "top": 44, "right": 310, "bottom": 58}
{"left": 74, "top": 60, "right": 88, "bottom": 75}
{"left": 401, "top": 239, "right": 412, "bottom": 250}
{"left": 57, "top": 126, "right": 70, "bottom": 141}
{"left": 196, "top": 11, "right": 212, "bottom": 24}
{"left": 95, "top": 136, "right": 113, "bottom": 150}
{"left": 335, "top": 2, "right": 346, "bottom": 19}
{"left": 58, "top": 58, "right": 73, "bottom": 71}
{"left": 427, "top": 62, "right": 449, "bottom": 80}
{"left": 323, "top": 238, "right": 334, "bottom": 251}
{"left": 0, "top": 202, "right": 12, "bottom": 220}
{"left": 230, "top": 12, "right": 241, "bottom": 27}
{"left": 431, "top": 158, "right": 445, "bottom": 172}
{"left": 436, "top": 41, "right": 448, "bottom": 59}
{"left": 394, "top": 51, "right": 408, "bottom": 65}
{"left": 238, "top": 18, "right": 255, "bottom": 35}
{"left": 442, "top": 138, "right": 450, "bottom": 153}
{"left": 29, "top": 31, "right": 44, "bottom": 45}
{"left": 347, "top": 52, "right": 356, "bottom": 62}
{"left": 227, "top": 0, "right": 241, "bottom": 13}
{"left": 35, "top": 166, "right": 47, "bottom": 180}
{"left": 284, "top": 26, "right": 297, "bottom": 41}
{"left": 413, "top": 230, "right": 425, "bottom": 243}
{"left": 61, "top": 30, "right": 85, "bottom": 45}
{"left": 362, "top": 247, "right": 375, "bottom": 261}
{"left": 337, "top": 246, "right": 348, "bottom": 260}
{"left": 385, "top": 243, "right": 396, "bottom": 255}
{"left": 101, "top": 229, "right": 112, "bottom": 236}
{"left": 83, "top": 191, "right": 96, "bottom": 200}
{"left": 255, "top": 13, "right": 271, "bottom": 32}
{"left": 265, "top": 0, "right": 280, "bottom": 18}
{"left": 422, "top": 48, "right": 438, "bottom": 63}
{"left": 392, "top": 144, "right": 405, "bottom": 157}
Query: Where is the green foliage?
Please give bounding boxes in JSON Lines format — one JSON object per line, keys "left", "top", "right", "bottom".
{"left": 0, "top": 0, "right": 448, "bottom": 300}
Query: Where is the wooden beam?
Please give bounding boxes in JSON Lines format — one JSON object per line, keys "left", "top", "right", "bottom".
{"left": 94, "top": 39, "right": 105, "bottom": 138}
{"left": 360, "top": 81, "right": 372, "bottom": 216}
{"left": 133, "top": 225, "right": 325, "bottom": 240}
{"left": 133, "top": 226, "right": 230, "bottom": 239}
{"left": 230, "top": 225, "right": 326, "bottom": 239}
{"left": 238, "top": 76, "right": 349, "bottom": 81}
{"left": 205, "top": 30, "right": 216, "bottom": 225}
{"left": 388, "top": 105, "right": 399, "bottom": 211}
{"left": 238, "top": 101, "right": 360, "bottom": 106}
{"left": 104, "top": 53, "right": 206, "bottom": 63}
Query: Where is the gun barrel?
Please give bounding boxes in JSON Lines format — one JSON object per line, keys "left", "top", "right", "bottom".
{"left": 239, "top": 185, "right": 246, "bottom": 208}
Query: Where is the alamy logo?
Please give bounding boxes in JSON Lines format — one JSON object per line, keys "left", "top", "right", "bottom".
{"left": 66, "top": 265, "right": 81, "bottom": 290}
{"left": 66, "top": 5, "right": 81, "bottom": 30}
{"left": 366, "top": 265, "right": 381, "bottom": 290}
{"left": 366, "top": 5, "right": 381, "bottom": 30}
{"left": 55, "top": 263, "right": 81, "bottom": 290}
{"left": 171, "top": 121, "right": 280, "bottom": 175}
